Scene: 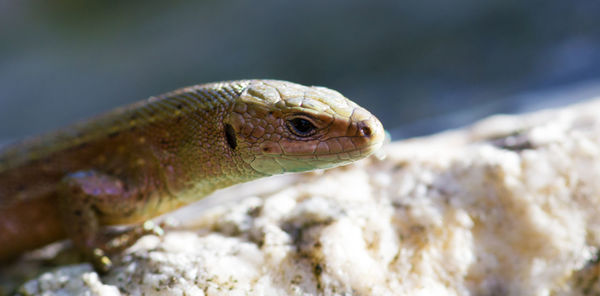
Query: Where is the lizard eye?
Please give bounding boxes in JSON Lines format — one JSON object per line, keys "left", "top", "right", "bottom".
{"left": 286, "top": 116, "right": 317, "bottom": 137}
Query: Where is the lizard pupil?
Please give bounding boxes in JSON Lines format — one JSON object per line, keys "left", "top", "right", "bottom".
{"left": 287, "top": 117, "right": 316, "bottom": 137}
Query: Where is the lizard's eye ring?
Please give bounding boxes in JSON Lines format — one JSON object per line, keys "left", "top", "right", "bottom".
{"left": 286, "top": 116, "right": 317, "bottom": 137}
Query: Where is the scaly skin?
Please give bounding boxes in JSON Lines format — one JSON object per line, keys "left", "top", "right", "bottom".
{"left": 0, "top": 80, "right": 384, "bottom": 271}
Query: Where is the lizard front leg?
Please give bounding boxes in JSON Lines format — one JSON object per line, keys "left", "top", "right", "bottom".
{"left": 57, "top": 170, "right": 163, "bottom": 273}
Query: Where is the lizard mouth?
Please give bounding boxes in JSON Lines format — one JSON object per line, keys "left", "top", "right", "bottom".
{"left": 274, "top": 139, "right": 384, "bottom": 162}
{"left": 271, "top": 141, "right": 383, "bottom": 172}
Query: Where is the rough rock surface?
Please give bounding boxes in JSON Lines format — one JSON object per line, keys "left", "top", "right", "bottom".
{"left": 7, "top": 99, "right": 600, "bottom": 295}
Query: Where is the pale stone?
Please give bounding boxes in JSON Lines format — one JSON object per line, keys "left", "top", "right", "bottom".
{"left": 11, "top": 99, "right": 600, "bottom": 295}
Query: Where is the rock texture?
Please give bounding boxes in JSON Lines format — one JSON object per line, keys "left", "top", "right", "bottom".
{"left": 8, "top": 99, "right": 600, "bottom": 295}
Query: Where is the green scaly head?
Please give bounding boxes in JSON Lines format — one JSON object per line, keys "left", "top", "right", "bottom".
{"left": 225, "top": 80, "right": 384, "bottom": 175}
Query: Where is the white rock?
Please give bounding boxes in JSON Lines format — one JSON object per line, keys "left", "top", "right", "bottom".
{"left": 12, "top": 99, "right": 600, "bottom": 295}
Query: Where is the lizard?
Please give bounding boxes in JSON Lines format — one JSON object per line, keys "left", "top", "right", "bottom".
{"left": 0, "top": 79, "right": 384, "bottom": 272}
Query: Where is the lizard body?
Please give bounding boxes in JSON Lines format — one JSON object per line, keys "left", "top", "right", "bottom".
{"left": 0, "top": 80, "right": 384, "bottom": 271}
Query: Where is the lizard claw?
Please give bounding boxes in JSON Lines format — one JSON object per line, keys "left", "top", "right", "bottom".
{"left": 142, "top": 220, "right": 164, "bottom": 236}
{"left": 91, "top": 248, "right": 113, "bottom": 274}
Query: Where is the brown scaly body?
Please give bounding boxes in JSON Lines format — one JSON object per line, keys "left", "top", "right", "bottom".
{"left": 0, "top": 80, "right": 384, "bottom": 271}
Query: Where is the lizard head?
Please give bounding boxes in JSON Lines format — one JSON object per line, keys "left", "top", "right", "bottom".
{"left": 225, "top": 80, "right": 384, "bottom": 175}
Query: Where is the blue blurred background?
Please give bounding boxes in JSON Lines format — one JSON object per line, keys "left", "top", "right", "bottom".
{"left": 1, "top": 0, "right": 600, "bottom": 142}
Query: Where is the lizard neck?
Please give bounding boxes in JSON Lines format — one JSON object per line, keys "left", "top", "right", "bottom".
{"left": 148, "top": 82, "right": 266, "bottom": 207}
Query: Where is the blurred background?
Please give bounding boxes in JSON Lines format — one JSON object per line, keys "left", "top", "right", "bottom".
{"left": 1, "top": 0, "right": 600, "bottom": 142}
